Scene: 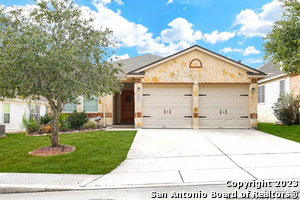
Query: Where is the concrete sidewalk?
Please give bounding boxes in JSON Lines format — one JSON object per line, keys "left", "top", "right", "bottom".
{"left": 1, "top": 129, "right": 300, "bottom": 193}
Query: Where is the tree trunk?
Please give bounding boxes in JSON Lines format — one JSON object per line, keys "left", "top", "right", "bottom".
{"left": 51, "top": 110, "right": 60, "bottom": 147}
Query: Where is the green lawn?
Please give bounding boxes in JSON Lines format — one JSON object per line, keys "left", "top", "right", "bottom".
{"left": 0, "top": 130, "right": 136, "bottom": 174}
{"left": 258, "top": 122, "right": 300, "bottom": 143}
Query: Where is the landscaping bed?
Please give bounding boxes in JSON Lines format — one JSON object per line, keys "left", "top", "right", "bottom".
{"left": 0, "top": 130, "right": 136, "bottom": 174}
{"left": 258, "top": 122, "right": 300, "bottom": 143}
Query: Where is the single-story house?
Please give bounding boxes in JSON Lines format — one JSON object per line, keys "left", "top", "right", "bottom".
{"left": 0, "top": 98, "right": 48, "bottom": 133}
{"left": 62, "top": 45, "right": 267, "bottom": 129}
{"left": 257, "top": 61, "right": 300, "bottom": 123}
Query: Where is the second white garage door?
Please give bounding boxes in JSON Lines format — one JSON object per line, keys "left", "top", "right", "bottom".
{"left": 198, "top": 85, "right": 249, "bottom": 128}
{"left": 142, "top": 85, "right": 193, "bottom": 128}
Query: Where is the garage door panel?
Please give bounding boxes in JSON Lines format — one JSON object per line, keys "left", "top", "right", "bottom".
{"left": 199, "top": 85, "right": 249, "bottom": 128}
{"left": 142, "top": 86, "right": 192, "bottom": 128}
{"left": 236, "top": 108, "right": 248, "bottom": 115}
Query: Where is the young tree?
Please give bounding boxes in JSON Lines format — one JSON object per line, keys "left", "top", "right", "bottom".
{"left": 263, "top": 0, "right": 300, "bottom": 75}
{"left": 0, "top": 0, "right": 122, "bottom": 147}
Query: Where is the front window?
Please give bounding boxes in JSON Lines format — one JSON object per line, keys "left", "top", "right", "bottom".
{"left": 258, "top": 85, "right": 265, "bottom": 103}
{"left": 62, "top": 103, "right": 77, "bottom": 113}
{"left": 83, "top": 96, "right": 98, "bottom": 112}
{"left": 4, "top": 103, "right": 10, "bottom": 123}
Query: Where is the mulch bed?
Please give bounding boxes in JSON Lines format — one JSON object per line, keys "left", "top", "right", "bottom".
{"left": 26, "top": 128, "right": 103, "bottom": 136}
{"left": 28, "top": 145, "right": 76, "bottom": 156}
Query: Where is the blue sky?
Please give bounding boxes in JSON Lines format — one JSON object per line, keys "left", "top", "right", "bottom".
{"left": 1, "top": 0, "right": 283, "bottom": 69}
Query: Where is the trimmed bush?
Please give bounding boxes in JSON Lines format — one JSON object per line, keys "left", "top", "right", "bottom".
{"left": 272, "top": 93, "right": 298, "bottom": 126}
{"left": 67, "top": 111, "right": 88, "bottom": 130}
{"left": 22, "top": 114, "right": 38, "bottom": 133}
{"left": 40, "top": 114, "right": 52, "bottom": 125}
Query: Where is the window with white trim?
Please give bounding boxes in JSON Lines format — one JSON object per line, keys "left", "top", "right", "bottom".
{"left": 83, "top": 96, "right": 98, "bottom": 112}
{"left": 62, "top": 103, "right": 77, "bottom": 113}
{"left": 29, "top": 105, "right": 38, "bottom": 121}
{"left": 4, "top": 103, "right": 10, "bottom": 124}
{"left": 279, "top": 80, "right": 285, "bottom": 95}
{"left": 258, "top": 85, "right": 265, "bottom": 103}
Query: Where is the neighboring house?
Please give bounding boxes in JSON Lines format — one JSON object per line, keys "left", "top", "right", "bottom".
{"left": 0, "top": 98, "right": 48, "bottom": 133}
{"left": 257, "top": 61, "right": 300, "bottom": 123}
{"left": 62, "top": 45, "right": 266, "bottom": 129}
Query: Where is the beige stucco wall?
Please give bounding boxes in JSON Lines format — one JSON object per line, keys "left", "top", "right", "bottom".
{"left": 134, "top": 49, "right": 258, "bottom": 129}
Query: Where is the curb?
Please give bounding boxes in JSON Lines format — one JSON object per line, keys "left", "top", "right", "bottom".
{"left": 0, "top": 187, "right": 77, "bottom": 194}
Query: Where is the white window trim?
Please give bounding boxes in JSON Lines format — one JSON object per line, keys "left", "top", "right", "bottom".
{"left": 83, "top": 96, "right": 99, "bottom": 113}
{"left": 3, "top": 102, "right": 10, "bottom": 124}
{"left": 258, "top": 84, "right": 266, "bottom": 105}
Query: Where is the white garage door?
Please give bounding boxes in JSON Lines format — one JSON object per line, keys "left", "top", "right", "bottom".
{"left": 198, "top": 85, "right": 249, "bottom": 128}
{"left": 142, "top": 85, "right": 193, "bottom": 128}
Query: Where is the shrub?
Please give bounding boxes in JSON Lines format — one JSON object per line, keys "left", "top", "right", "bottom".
{"left": 84, "top": 121, "right": 96, "bottom": 129}
{"left": 67, "top": 111, "right": 88, "bottom": 130}
{"left": 272, "top": 93, "right": 297, "bottom": 126}
{"left": 40, "top": 114, "right": 52, "bottom": 124}
{"left": 59, "top": 113, "right": 69, "bottom": 131}
{"left": 22, "top": 114, "right": 38, "bottom": 133}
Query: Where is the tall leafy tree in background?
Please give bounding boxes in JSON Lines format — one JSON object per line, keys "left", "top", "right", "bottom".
{"left": 0, "top": 0, "right": 122, "bottom": 147}
{"left": 263, "top": 0, "right": 300, "bottom": 75}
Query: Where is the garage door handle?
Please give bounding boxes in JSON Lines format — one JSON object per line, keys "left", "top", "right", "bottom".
{"left": 143, "top": 116, "right": 151, "bottom": 118}
{"left": 184, "top": 116, "right": 192, "bottom": 118}
{"left": 169, "top": 109, "right": 171, "bottom": 114}
{"left": 225, "top": 110, "right": 227, "bottom": 114}
{"left": 220, "top": 110, "right": 222, "bottom": 114}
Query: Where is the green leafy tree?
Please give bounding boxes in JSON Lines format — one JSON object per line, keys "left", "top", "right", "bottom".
{"left": 263, "top": 0, "right": 300, "bottom": 74}
{"left": 0, "top": 0, "right": 122, "bottom": 147}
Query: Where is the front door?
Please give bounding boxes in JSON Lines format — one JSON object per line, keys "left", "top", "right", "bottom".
{"left": 121, "top": 90, "right": 134, "bottom": 123}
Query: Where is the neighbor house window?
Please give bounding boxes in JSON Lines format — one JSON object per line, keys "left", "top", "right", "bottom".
{"left": 4, "top": 103, "right": 10, "bottom": 124}
{"left": 62, "top": 103, "right": 77, "bottom": 113}
{"left": 29, "top": 105, "right": 38, "bottom": 121}
{"left": 279, "top": 80, "right": 285, "bottom": 95}
{"left": 258, "top": 85, "right": 265, "bottom": 103}
{"left": 83, "top": 96, "right": 98, "bottom": 112}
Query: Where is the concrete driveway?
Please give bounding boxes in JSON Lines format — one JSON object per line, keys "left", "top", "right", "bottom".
{"left": 92, "top": 129, "right": 300, "bottom": 188}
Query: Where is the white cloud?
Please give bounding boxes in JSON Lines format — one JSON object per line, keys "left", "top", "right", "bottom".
{"left": 137, "top": 40, "right": 190, "bottom": 57}
{"left": 243, "top": 46, "right": 260, "bottom": 56}
{"left": 220, "top": 47, "right": 243, "bottom": 54}
{"left": 235, "top": 0, "right": 282, "bottom": 37}
{"left": 243, "top": 58, "right": 264, "bottom": 65}
{"left": 93, "top": 0, "right": 111, "bottom": 6}
{"left": 108, "top": 54, "right": 130, "bottom": 61}
{"left": 237, "top": 41, "right": 243, "bottom": 45}
{"left": 166, "top": 0, "right": 174, "bottom": 5}
{"left": 220, "top": 46, "right": 260, "bottom": 56}
{"left": 114, "top": 0, "right": 124, "bottom": 5}
{"left": 161, "top": 18, "right": 203, "bottom": 44}
{"left": 203, "top": 31, "right": 236, "bottom": 44}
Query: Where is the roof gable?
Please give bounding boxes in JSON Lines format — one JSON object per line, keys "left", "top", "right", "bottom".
{"left": 129, "top": 45, "right": 265, "bottom": 75}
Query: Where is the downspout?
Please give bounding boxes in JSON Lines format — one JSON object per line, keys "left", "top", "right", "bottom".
{"left": 103, "top": 96, "right": 106, "bottom": 128}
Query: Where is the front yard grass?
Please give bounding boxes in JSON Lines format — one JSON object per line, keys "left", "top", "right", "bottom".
{"left": 258, "top": 122, "right": 300, "bottom": 143}
{"left": 0, "top": 130, "right": 136, "bottom": 174}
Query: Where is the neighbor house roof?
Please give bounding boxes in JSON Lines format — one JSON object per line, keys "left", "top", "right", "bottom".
{"left": 257, "top": 61, "right": 286, "bottom": 83}
{"left": 128, "top": 45, "right": 266, "bottom": 77}
{"left": 111, "top": 54, "right": 163, "bottom": 78}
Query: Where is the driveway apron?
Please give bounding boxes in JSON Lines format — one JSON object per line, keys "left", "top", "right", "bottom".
{"left": 91, "top": 129, "right": 300, "bottom": 188}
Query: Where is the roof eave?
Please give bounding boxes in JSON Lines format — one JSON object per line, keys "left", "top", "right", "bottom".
{"left": 258, "top": 73, "right": 287, "bottom": 83}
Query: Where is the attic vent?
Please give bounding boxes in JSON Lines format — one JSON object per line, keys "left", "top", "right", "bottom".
{"left": 189, "top": 59, "right": 202, "bottom": 68}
